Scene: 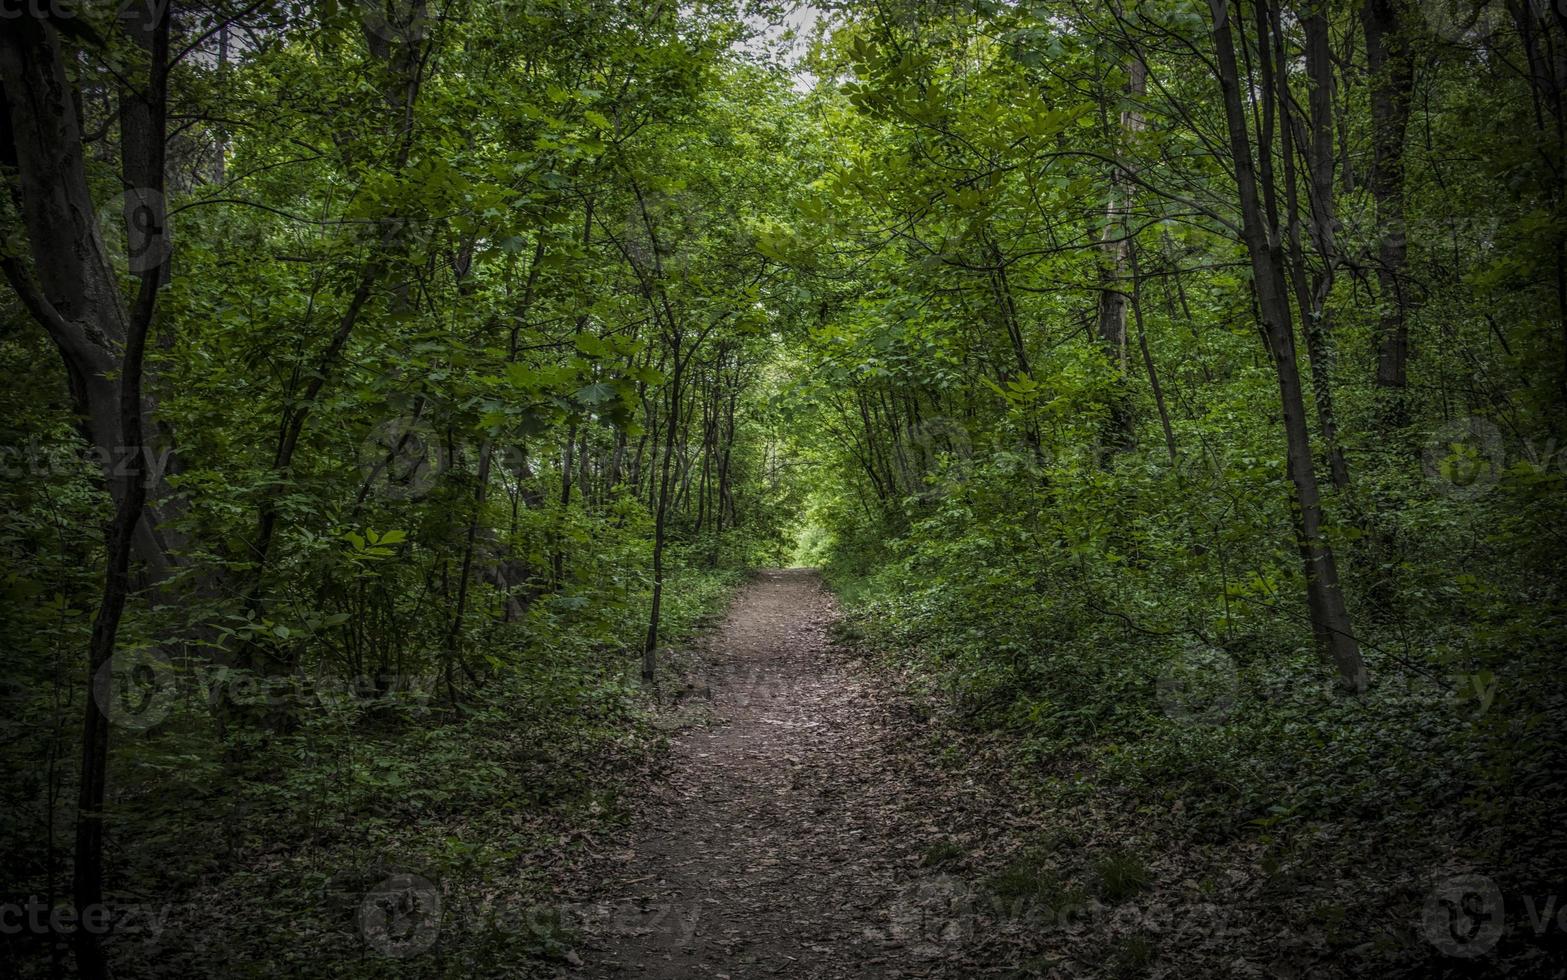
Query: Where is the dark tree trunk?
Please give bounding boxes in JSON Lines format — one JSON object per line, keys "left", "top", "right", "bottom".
{"left": 0, "top": 19, "right": 179, "bottom": 586}
{"left": 1364, "top": 0, "right": 1415, "bottom": 424}
{"left": 643, "top": 340, "right": 682, "bottom": 680}
{"left": 1128, "top": 236, "right": 1177, "bottom": 463}
{"left": 74, "top": 7, "right": 170, "bottom": 976}
{"left": 1277, "top": 2, "right": 1350, "bottom": 490}
{"left": 1209, "top": 0, "right": 1367, "bottom": 693}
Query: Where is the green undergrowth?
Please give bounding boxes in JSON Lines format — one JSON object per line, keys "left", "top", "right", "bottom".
{"left": 4, "top": 557, "right": 746, "bottom": 978}
{"left": 822, "top": 497, "right": 1567, "bottom": 976}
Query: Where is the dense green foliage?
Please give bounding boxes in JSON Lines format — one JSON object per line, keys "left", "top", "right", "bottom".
{"left": 2, "top": 3, "right": 797, "bottom": 974}
{"left": 773, "top": 2, "right": 1567, "bottom": 974}
{"left": 1, "top": 0, "right": 1564, "bottom": 975}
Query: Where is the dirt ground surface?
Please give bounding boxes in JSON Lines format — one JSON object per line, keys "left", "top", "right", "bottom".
{"left": 562, "top": 568, "right": 1012, "bottom": 979}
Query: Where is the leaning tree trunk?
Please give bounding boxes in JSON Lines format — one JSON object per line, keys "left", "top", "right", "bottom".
{"left": 1209, "top": 0, "right": 1368, "bottom": 693}
{"left": 1275, "top": 1, "right": 1350, "bottom": 490}
{"left": 0, "top": 13, "right": 174, "bottom": 976}
{"left": 82, "top": 7, "right": 169, "bottom": 976}
{"left": 0, "top": 18, "right": 180, "bottom": 587}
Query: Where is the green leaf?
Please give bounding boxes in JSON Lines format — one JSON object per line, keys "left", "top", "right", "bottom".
{"left": 574, "top": 382, "right": 617, "bottom": 405}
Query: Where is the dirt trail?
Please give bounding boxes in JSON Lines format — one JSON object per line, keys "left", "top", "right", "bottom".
{"left": 567, "top": 569, "right": 994, "bottom": 979}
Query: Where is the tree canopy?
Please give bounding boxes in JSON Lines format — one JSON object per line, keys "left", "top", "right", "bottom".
{"left": 2, "top": 0, "right": 1564, "bottom": 976}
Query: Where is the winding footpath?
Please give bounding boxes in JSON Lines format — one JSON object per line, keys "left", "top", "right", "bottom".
{"left": 566, "top": 569, "right": 999, "bottom": 979}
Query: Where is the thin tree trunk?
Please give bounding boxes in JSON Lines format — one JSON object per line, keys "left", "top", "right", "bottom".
{"left": 554, "top": 198, "right": 595, "bottom": 583}
{"left": 1276, "top": 2, "right": 1350, "bottom": 489}
{"left": 1095, "top": 54, "right": 1147, "bottom": 455}
{"left": 643, "top": 339, "right": 682, "bottom": 681}
{"left": 1129, "top": 236, "right": 1177, "bottom": 463}
{"left": 446, "top": 235, "right": 547, "bottom": 684}
{"left": 1209, "top": 0, "right": 1367, "bottom": 693}
{"left": 1364, "top": 0, "right": 1415, "bottom": 425}
{"left": 73, "top": 7, "right": 170, "bottom": 974}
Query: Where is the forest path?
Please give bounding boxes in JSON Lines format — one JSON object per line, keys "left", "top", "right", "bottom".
{"left": 564, "top": 568, "right": 995, "bottom": 979}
